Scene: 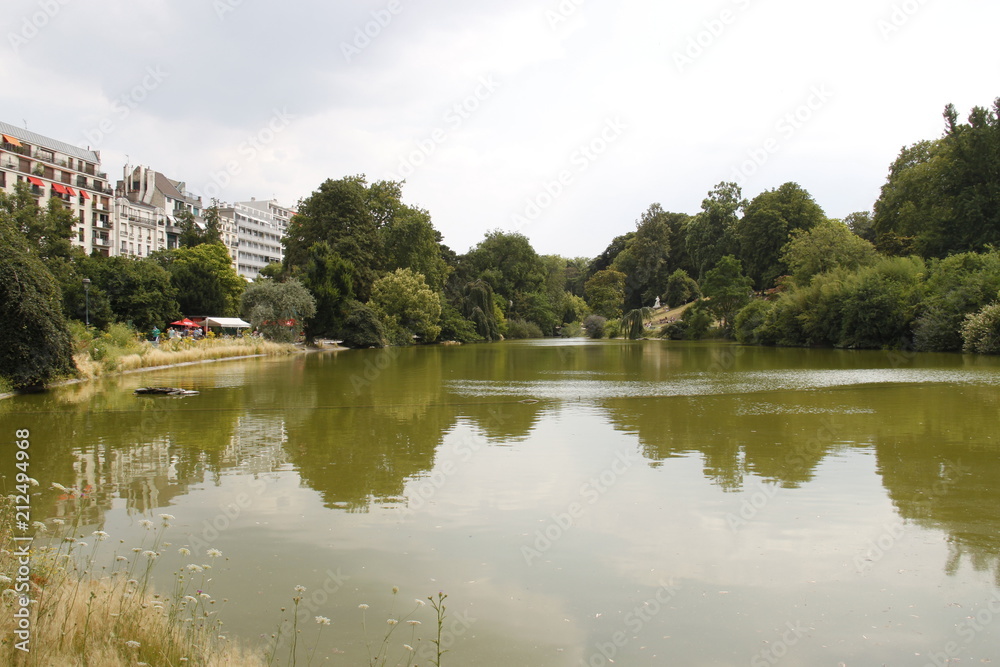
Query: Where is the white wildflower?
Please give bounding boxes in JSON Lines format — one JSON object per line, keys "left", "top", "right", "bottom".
{"left": 206, "top": 548, "right": 222, "bottom": 558}
{"left": 125, "top": 640, "right": 141, "bottom": 649}
{"left": 178, "top": 547, "right": 191, "bottom": 556}
{"left": 294, "top": 585, "right": 306, "bottom": 593}
{"left": 92, "top": 531, "right": 110, "bottom": 541}
{"left": 315, "top": 616, "right": 331, "bottom": 625}
{"left": 358, "top": 603, "right": 369, "bottom": 610}
{"left": 138, "top": 520, "right": 154, "bottom": 529}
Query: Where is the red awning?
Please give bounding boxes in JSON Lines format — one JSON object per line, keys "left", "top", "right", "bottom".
{"left": 65, "top": 186, "right": 76, "bottom": 196}
{"left": 2, "top": 134, "right": 23, "bottom": 147}
{"left": 27, "top": 176, "right": 44, "bottom": 187}
{"left": 79, "top": 190, "right": 91, "bottom": 200}
{"left": 52, "top": 183, "right": 68, "bottom": 194}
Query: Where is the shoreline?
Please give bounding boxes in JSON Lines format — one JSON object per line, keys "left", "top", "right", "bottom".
{"left": 0, "top": 342, "right": 347, "bottom": 401}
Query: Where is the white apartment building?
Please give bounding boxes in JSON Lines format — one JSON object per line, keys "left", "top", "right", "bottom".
{"left": 117, "top": 165, "right": 239, "bottom": 268}
{"left": 0, "top": 120, "right": 115, "bottom": 256}
{"left": 225, "top": 198, "right": 295, "bottom": 279}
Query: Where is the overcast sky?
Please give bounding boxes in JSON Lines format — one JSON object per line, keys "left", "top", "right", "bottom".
{"left": 3, "top": 0, "right": 997, "bottom": 258}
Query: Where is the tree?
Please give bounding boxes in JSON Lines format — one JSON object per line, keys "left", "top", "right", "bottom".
{"left": 782, "top": 219, "right": 879, "bottom": 285}
{"left": 845, "top": 211, "right": 876, "bottom": 243}
{"left": 961, "top": 299, "right": 1000, "bottom": 354}
{"left": 464, "top": 230, "right": 545, "bottom": 317}
{"left": 585, "top": 269, "right": 626, "bottom": 319}
{"left": 686, "top": 182, "right": 743, "bottom": 280}
{"left": 735, "top": 182, "right": 825, "bottom": 289}
{"left": 156, "top": 243, "right": 245, "bottom": 317}
{"left": 462, "top": 279, "right": 501, "bottom": 341}
{"left": 369, "top": 268, "right": 442, "bottom": 344}
{"left": 612, "top": 204, "right": 674, "bottom": 309}
{"left": 700, "top": 255, "right": 753, "bottom": 333}
{"left": 913, "top": 251, "right": 1000, "bottom": 351}
{"left": 0, "top": 220, "right": 75, "bottom": 390}
{"left": 663, "top": 269, "right": 700, "bottom": 308}
{"left": 78, "top": 255, "right": 179, "bottom": 330}
{"left": 300, "top": 242, "right": 355, "bottom": 340}
{"left": 241, "top": 278, "right": 317, "bottom": 342}
{"left": 379, "top": 204, "right": 450, "bottom": 292}
{"left": 622, "top": 307, "right": 653, "bottom": 340}
{"left": 284, "top": 175, "right": 382, "bottom": 301}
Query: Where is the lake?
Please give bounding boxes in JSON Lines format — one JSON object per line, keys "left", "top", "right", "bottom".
{"left": 3, "top": 339, "right": 1000, "bottom": 666}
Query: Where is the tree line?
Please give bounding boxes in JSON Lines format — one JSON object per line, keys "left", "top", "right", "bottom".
{"left": 3, "top": 97, "right": 999, "bottom": 390}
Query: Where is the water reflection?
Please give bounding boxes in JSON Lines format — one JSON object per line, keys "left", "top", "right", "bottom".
{"left": 2, "top": 342, "right": 1000, "bottom": 663}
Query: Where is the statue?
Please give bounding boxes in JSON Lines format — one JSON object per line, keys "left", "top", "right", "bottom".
{"left": 654, "top": 296, "right": 661, "bottom": 309}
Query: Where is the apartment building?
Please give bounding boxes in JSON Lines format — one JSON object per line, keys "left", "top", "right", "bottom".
{"left": 117, "top": 165, "right": 239, "bottom": 267}
{"left": 0, "top": 120, "right": 115, "bottom": 256}
{"left": 224, "top": 198, "right": 294, "bottom": 280}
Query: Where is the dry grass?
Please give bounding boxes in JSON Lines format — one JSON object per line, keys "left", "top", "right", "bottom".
{"left": 0, "top": 497, "right": 266, "bottom": 666}
{"left": 73, "top": 336, "right": 299, "bottom": 380}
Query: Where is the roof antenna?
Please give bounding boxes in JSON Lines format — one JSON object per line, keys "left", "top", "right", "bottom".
{"left": 23, "top": 119, "right": 28, "bottom": 130}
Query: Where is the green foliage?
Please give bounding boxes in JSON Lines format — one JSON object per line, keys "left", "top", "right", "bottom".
{"left": 657, "top": 319, "right": 688, "bottom": 340}
{"left": 299, "top": 242, "right": 355, "bottom": 340}
{"left": 339, "top": 300, "right": 387, "bottom": 348}
{"left": 734, "top": 299, "right": 774, "bottom": 344}
{"left": 0, "top": 221, "right": 75, "bottom": 390}
{"left": 585, "top": 269, "right": 626, "bottom": 319}
{"left": 504, "top": 318, "right": 544, "bottom": 339}
{"left": 284, "top": 175, "right": 382, "bottom": 301}
{"left": 438, "top": 297, "right": 483, "bottom": 343}
{"left": 961, "top": 300, "right": 1000, "bottom": 353}
{"left": 622, "top": 307, "right": 653, "bottom": 340}
{"left": 370, "top": 268, "right": 442, "bottom": 344}
{"left": 700, "top": 255, "right": 753, "bottom": 333}
{"left": 379, "top": 205, "right": 450, "bottom": 292}
{"left": 156, "top": 243, "right": 244, "bottom": 317}
{"left": 663, "top": 269, "right": 700, "bottom": 308}
{"left": 845, "top": 211, "right": 876, "bottom": 243}
{"left": 782, "top": 218, "right": 879, "bottom": 286}
{"left": 465, "top": 230, "right": 546, "bottom": 318}
{"left": 611, "top": 204, "right": 674, "bottom": 308}
{"left": 78, "top": 255, "right": 180, "bottom": 331}
{"left": 462, "top": 280, "right": 501, "bottom": 341}
{"left": 685, "top": 182, "right": 743, "bottom": 280}
{"left": 582, "top": 314, "right": 607, "bottom": 339}
{"left": 681, "top": 301, "right": 713, "bottom": 339}
{"left": 913, "top": 251, "right": 1000, "bottom": 351}
{"left": 873, "top": 99, "right": 1000, "bottom": 258}
{"left": 241, "top": 278, "right": 317, "bottom": 342}
{"left": 735, "top": 182, "right": 826, "bottom": 289}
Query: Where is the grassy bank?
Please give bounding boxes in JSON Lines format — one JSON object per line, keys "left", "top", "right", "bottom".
{"left": 70, "top": 322, "right": 300, "bottom": 380}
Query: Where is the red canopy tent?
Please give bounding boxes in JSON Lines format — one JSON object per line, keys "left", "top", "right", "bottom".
{"left": 170, "top": 318, "right": 200, "bottom": 328}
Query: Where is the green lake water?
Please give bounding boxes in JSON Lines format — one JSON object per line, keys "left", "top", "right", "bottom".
{"left": 2, "top": 340, "right": 1000, "bottom": 666}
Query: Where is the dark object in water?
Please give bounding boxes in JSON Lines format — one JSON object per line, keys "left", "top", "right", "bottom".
{"left": 134, "top": 387, "right": 199, "bottom": 396}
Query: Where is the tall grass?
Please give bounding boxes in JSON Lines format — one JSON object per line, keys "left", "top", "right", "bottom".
{"left": 0, "top": 494, "right": 265, "bottom": 666}
{"left": 68, "top": 322, "right": 299, "bottom": 380}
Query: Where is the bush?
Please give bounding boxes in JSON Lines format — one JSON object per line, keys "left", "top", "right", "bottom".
{"left": 559, "top": 321, "right": 583, "bottom": 337}
{"left": 339, "top": 300, "right": 387, "bottom": 348}
{"left": 681, "top": 301, "right": 713, "bottom": 339}
{"left": 961, "top": 302, "right": 1000, "bottom": 353}
{"left": 583, "top": 314, "right": 607, "bottom": 339}
{"left": 734, "top": 299, "right": 774, "bottom": 344}
{"left": 504, "top": 318, "right": 544, "bottom": 339}
{"left": 657, "top": 319, "right": 688, "bottom": 340}
{"left": 663, "top": 269, "right": 700, "bottom": 308}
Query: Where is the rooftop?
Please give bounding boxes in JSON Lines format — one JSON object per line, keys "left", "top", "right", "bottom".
{"left": 0, "top": 120, "right": 101, "bottom": 163}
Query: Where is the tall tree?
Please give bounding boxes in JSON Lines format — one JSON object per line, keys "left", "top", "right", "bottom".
{"left": 585, "top": 269, "right": 626, "bottom": 319}
{"left": 735, "top": 182, "right": 825, "bottom": 289}
{"left": 612, "top": 203, "right": 674, "bottom": 309}
{"left": 782, "top": 219, "right": 879, "bottom": 286}
{"left": 283, "top": 175, "right": 382, "bottom": 301}
{"left": 686, "top": 182, "right": 744, "bottom": 280}
{"left": 241, "top": 278, "right": 316, "bottom": 342}
{"left": 700, "top": 255, "right": 753, "bottom": 334}
{"left": 380, "top": 205, "right": 450, "bottom": 292}
{"left": 369, "top": 268, "right": 442, "bottom": 344}
{"left": 464, "top": 230, "right": 545, "bottom": 319}
{"left": 81, "top": 255, "right": 180, "bottom": 330}
{"left": 155, "top": 243, "right": 245, "bottom": 317}
{"left": 0, "top": 218, "right": 75, "bottom": 390}
{"left": 300, "top": 241, "right": 355, "bottom": 340}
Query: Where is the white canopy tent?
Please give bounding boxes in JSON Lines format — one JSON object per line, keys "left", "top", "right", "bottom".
{"left": 203, "top": 317, "right": 252, "bottom": 329}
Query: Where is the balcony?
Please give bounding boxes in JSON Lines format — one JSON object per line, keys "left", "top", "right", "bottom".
{"left": 93, "top": 236, "right": 111, "bottom": 247}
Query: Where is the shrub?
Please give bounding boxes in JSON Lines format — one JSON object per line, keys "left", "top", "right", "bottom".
{"left": 734, "top": 299, "right": 774, "bottom": 344}
{"left": 504, "top": 318, "right": 544, "bottom": 339}
{"left": 339, "top": 300, "right": 387, "bottom": 348}
{"left": 681, "top": 301, "right": 713, "bottom": 339}
{"left": 583, "top": 314, "right": 607, "bottom": 339}
{"left": 961, "top": 301, "right": 1000, "bottom": 353}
